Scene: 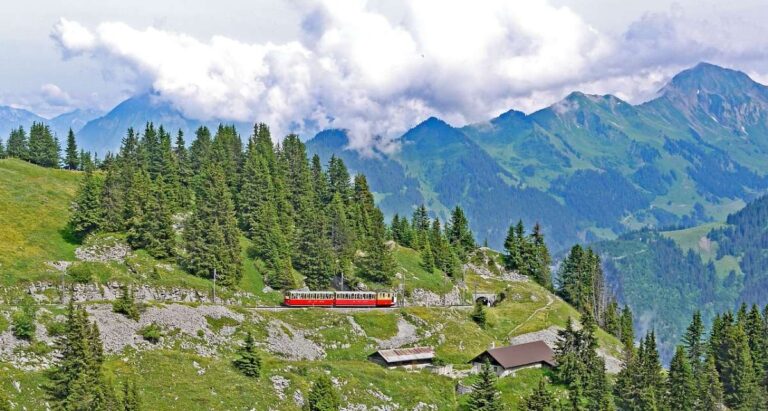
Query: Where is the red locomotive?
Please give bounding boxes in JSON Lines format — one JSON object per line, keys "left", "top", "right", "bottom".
{"left": 283, "top": 290, "right": 397, "bottom": 307}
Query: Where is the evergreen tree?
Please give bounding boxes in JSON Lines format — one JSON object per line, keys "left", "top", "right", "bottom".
{"left": 447, "top": 206, "right": 475, "bottom": 262}
{"left": 7, "top": 126, "right": 29, "bottom": 159}
{"left": 665, "top": 345, "right": 695, "bottom": 411}
{"left": 421, "top": 238, "right": 436, "bottom": 273}
{"left": 65, "top": 129, "right": 79, "bottom": 170}
{"left": 709, "top": 312, "right": 764, "bottom": 410}
{"left": 620, "top": 306, "right": 635, "bottom": 348}
{"left": 328, "top": 192, "right": 354, "bottom": 276}
{"left": 46, "top": 302, "right": 117, "bottom": 410}
{"left": 682, "top": 311, "right": 705, "bottom": 374}
{"left": 127, "top": 174, "right": 175, "bottom": 258}
{"left": 68, "top": 163, "right": 102, "bottom": 240}
{"left": 28, "top": 122, "right": 60, "bottom": 168}
{"left": 305, "top": 374, "right": 340, "bottom": 411}
{"left": 189, "top": 126, "right": 213, "bottom": 175}
{"left": 353, "top": 175, "right": 395, "bottom": 283}
{"left": 121, "top": 380, "right": 141, "bottom": 411}
{"left": 503, "top": 221, "right": 524, "bottom": 271}
{"left": 522, "top": 378, "right": 556, "bottom": 411}
{"left": 697, "top": 354, "right": 724, "bottom": 411}
{"left": 603, "top": 300, "right": 621, "bottom": 339}
{"left": 467, "top": 360, "right": 503, "bottom": 411}
{"left": 173, "top": 131, "right": 193, "bottom": 209}
{"left": 529, "top": 222, "right": 552, "bottom": 289}
{"left": 183, "top": 163, "right": 242, "bottom": 286}
{"left": 100, "top": 159, "right": 125, "bottom": 232}
{"left": 0, "top": 137, "right": 5, "bottom": 159}
{"left": 232, "top": 332, "right": 262, "bottom": 378}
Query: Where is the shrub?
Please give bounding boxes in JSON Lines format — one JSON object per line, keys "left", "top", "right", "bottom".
{"left": 112, "top": 285, "right": 141, "bottom": 321}
{"left": 12, "top": 298, "right": 37, "bottom": 341}
{"left": 67, "top": 262, "right": 100, "bottom": 284}
{"left": 45, "top": 321, "right": 67, "bottom": 337}
{"left": 470, "top": 302, "right": 487, "bottom": 328}
{"left": 138, "top": 322, "right": 162, "bottom": 343}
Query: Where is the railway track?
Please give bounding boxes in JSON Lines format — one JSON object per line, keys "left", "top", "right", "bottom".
{"left": 245, "top": 304, "right": 474, "bottom": 311}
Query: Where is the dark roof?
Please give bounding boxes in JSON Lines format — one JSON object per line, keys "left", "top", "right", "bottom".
{"left": 373, "top": 347, "right": 435, "bottom": 363}
{"left": 471, "top": 341, "right": 555, "bottom": 369}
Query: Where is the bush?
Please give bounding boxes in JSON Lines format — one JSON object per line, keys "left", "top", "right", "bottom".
{"left": 45, "top": 321, "right": 67, "bottom": 337}
{"left": 138, "top": 322, "right": 162, "bottom": 343}
{"left": 67, "top": 262, "right": 100, "bottom": 284}
{"left": 112, "top": 285, "right": 141, "bottom": 321}
{"left": 12, "top": 298, "right": 37, "bottom": 341}
{"left": 470, "top": 302, "right": 487, "bottom": 328}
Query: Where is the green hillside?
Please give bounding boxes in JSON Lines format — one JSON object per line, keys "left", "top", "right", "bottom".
{"left": 307, "top": 63, "right": 768, "bottom": 252}
{"left": 0, "top": 159, "right": 622, "bottom": 409}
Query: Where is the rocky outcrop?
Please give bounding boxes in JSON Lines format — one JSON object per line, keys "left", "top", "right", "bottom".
{"left": 23, "top": 281, "right": 238, "bottom": 305}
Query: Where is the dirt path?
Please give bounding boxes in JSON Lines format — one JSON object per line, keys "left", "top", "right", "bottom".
{"left": 508, "top": 293, "right": 555, "bottom": 337}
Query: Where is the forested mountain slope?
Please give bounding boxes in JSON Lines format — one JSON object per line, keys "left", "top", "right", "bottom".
{"left": 308, "top": 63, "right": 768, "bottom": 251}
{"left": 595, "top": 193, "right": 768, "bottom": 362}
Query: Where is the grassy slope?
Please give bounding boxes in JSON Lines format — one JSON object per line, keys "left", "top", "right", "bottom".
{"left": 661, "top": 222, "right": 742, "bottom": 277}
{"left": 0, "top": 159, "right": 80, "bottom": 284}
{"left": 0, "top": 160, "right": 621, "bottom": 409}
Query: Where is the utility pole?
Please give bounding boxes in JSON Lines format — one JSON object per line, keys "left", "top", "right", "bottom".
{"left": 213, "top": 268, "right": 217, "bottom": 305}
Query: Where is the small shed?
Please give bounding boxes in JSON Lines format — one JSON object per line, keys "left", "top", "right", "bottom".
{"left": 469, "top": 341, "right": 555, "bottom": 377}
{"left": 369, "top": 346, "right": 435, "bottom": 369}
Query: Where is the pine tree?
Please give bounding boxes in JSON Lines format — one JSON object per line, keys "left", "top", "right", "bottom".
{"left": 305, "top": 374, "right": 340, "bottom": 411}
{"left": 127, "top": 175, "right": 175, "bottom": 258}
{"left": 232, "top": 332, "right": 262, "bottom": 378}
{"left": 421, "top": 238, "right": 436, "bottom": 273}
{"left": 46, "top": 302, "right": 117, "bottom": 410}
{"left": 173, "top": 130, "right": 193, "bottom": 209}
{"left": 665, "top": 345, "right": 695, "bottom": 411}
{"left": 682, "top": 310, "right": 705, "bottom": 374}
{"left": 467, "top": 360, "right": 503, "bottom": 411}
{"left": 522, "top": 378, "right": 556, "bottom": 411}
{"left": 620, "top": 306, "right": 634, "bottom": 348}
{"left": 447, "top": 206, "right": 475, "bottom": 262}
{"left": 529, "top": 222, "right": 552, "bottom": 289}
{"left": 65, "top": 129, "right": 79, "bottom": 170}
{"left": 121, "top": 380, "right": 141, "bottom": 411}
{"left": 183, "top": 163, "right": 242, "bottom": 286}
{"left": 503, "top": 221, "right": 523, "bottom": 271}
{"left": 0, "top": 137, "right": 5, "bottom": 159}
{"left": 697, "top": 354, "right": 724, "bottom": 411}
{"left": 7, "top": 126, "right": 29, "bottom": 159}
{"left": 68, "top": 163, "right": 102, "bottom": 240}
{"left": 28, "top": 122, "right": 60, "bottom": 168}
{"left": 353, "top": 175, "right": 395, "bottom": 283}
{"left": 713, "top": 314, "right": 763, "bottom": 410}
{"left": 100, "top": 160, "right": 126, "bottom": 232}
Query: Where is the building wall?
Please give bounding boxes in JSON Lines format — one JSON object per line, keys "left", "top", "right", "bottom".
{"left": 471, "top": 361, "right": 545, "bottom": 377}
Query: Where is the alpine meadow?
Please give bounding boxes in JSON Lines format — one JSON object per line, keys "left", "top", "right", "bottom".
{"left": 4, "top": 1, "right": 768, "bottom": 410}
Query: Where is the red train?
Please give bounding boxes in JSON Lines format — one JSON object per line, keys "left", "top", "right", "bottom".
{"left": 283, "top": 290, "right": 397, "bottom": 307}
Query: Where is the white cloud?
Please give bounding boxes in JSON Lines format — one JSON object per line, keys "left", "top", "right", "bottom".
{"left": 40, "top": 83, "right": 74, "bottom": 107}
{"left": 48, "top": 1, "right": 768, "bottom": 152}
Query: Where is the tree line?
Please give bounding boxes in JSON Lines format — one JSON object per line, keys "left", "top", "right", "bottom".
{"left": 67, "top": 122, "right": 401, "bottom": 289}
{"left": 1, "top": 124, "right": 89, "bottom": 170}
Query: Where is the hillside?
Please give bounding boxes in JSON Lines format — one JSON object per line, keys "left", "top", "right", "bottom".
{"left": 594, "top": 193, "right": 768, "bottom": 362}
{"left": 307, "top": 63, "right": 768, "bottom": 251}
{"left": 0, "top": 159, "right": 622, "bottom": 409}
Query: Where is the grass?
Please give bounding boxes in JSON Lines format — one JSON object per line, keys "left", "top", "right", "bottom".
{"left": 394, "top": 245, "right": 454, "bottom": 294}
{"left": 0, "top": 159, "right": 80, "bottom": 285}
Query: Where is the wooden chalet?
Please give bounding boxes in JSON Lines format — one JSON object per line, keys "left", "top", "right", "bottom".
{"left": 469, "top": 341, "right": 555, "bottom": 377}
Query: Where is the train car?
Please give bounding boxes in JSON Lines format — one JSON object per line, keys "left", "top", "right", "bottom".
{"left": 282, "top": 290, "right": 397, "bottom": 307}
{"left": 283, "top": 290, "right": 335, "bottom": 307}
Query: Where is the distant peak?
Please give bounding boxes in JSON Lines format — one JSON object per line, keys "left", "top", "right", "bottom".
{"left": 420, "top": 116, "right": 450, "bottom": 127}
{"left": 663, "top": 62, "right": 758, "bottom": 95}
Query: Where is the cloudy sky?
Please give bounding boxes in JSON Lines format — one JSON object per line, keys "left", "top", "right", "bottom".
{"left": 3, "top": 0, "right": 768, "bottom": 149}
